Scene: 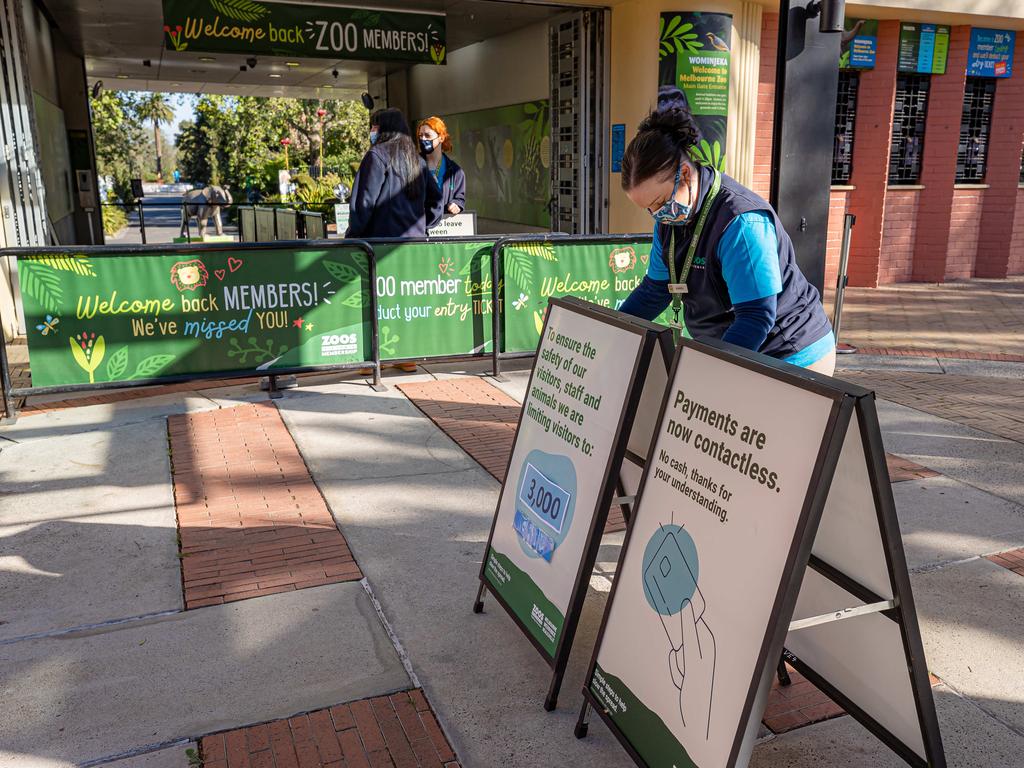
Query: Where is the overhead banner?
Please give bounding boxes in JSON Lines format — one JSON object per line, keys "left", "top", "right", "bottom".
{"left": 658, "top": 12, "right": 732, "bottom": 171}
{"left": 967, "top": 28, "right": 1016, "bottom": 78}
{"left": 160, "top": 0, "right": 447, "bottom": 64}
{"left": 840, "top": 18, "right": 878, "bottom": 70}
{"left": 18, "top": 248, "right": 370, "bottom": 388}
{"left": 581, "top": 340, "right": 946, "bottom": 768}
{"left": 898, "top": 22, "right": 950, "bottom": 74}
{"left": 477, "top": 298, "right": 669, "bottom": 708}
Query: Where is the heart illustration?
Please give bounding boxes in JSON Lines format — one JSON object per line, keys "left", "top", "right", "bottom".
{"left": 214, "top": 269, "right": 226, "bottom": 281}
{"left": 228, "top": 257, "right": 243, "bottom": 273}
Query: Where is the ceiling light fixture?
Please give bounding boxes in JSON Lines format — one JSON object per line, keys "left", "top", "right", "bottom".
{"left": 285, "top": 62, "right": 300, "bottom": 68}
{"left": 115, "top": 74, "right": 128, "bottom": 79}
{"left": 269, "top": 73, "right": 282, "bottom": 78}
{"left": 199, "top": 56, "right": 215, "bottom": 62}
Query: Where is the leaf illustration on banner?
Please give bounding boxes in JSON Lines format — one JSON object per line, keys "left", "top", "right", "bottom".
{"left": 379, "top": 326, "right": 399, "bottom": 356}
{"left": 208, "top": 0, "right": 268, "bottom": 23}
{"left": 839, "top": 49, "right": 851, "bottom": 69}
{"left": 106, "top": 346, "right": 129, "bottom": 381}
{"left": 26, "top": 254, "right": 96, "bottom": 277}
{"left": 502, "top": 250, "right": 535, "bottom": 292}
{"left": 131, "top": 354, "right": 174, "bottom": 380}
{"left": 513, "top": 242, "right": 557, "bottom": 262}
{"left": 19, "top": 261, "right": 63, "bottom": 314}
{"left": 690, "top": 140, "right": 725, "bottom": 171}
{"left": 341, "top": 290, "right": 367, "bottom": 308}
{"left": 659, "top": 16, "right": 700, "bottom": 60}
{"left": 69, "top": 333, "right": 105, "bottom": 384}
{"left": 323, "top": 260, "right": 362, "bottom": 285}
{"left": 227, "top": 338, "right": 283, "bottom": 364}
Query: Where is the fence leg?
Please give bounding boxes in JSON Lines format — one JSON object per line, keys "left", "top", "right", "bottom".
{"left": 267, "top": 374, "right": 283, "bottom": 400}
{"left": 0, "top": 320, "right": 17, "bottom": 423}
{"left": 138, "top": 202, "right": 147, "bottom": 244}
{"left": 574, "top": 699, "right": 591, "bottom": 739}
{"left": 473, "top": 581, "right": 486, "bottom": 614}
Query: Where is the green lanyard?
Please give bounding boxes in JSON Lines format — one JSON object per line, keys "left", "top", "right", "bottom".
{"left": 667, "top": 169, "right": 722, "bottom": 341}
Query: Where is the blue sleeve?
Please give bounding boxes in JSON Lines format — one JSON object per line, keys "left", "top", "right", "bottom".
{"left": 422, "top": 158, "right": 443, "bottom": 229}
{"left": 619, "top": 275, "right": 671, "bottom": 322}
{"left": 646, "top": 223, "right": 669, "bottom": 281}
{"left": 451, "top": 166, "right": 467, "bottom": 210}
{"left": 717, "top": 212, "right": 782, "bottom": 304}
{"left": 346, "top": 151, "right": 385, "bottom": 238}
{"left": 722, "top": 295, "right": 777, "bottom": 351}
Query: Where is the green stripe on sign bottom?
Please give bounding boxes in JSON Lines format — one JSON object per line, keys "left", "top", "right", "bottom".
{"left": 485, "top": 547, "right": 564, "bottom": 658}
{"left": 591, "top": 663, "right": 699, "bottom": 768}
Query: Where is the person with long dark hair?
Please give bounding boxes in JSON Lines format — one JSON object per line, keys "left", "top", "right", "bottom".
{"left": 619, "top": 107, "right": 836, "bottom": 375}
{"left": 346, "top": 108, "right": 443, "bottom": 238}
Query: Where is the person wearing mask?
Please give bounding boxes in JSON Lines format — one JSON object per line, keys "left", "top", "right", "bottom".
{"left": 346, "top": 108, "right": 443, "bottom": 238}
{"left": 619, "top": 108, "right": 836, "bottom": 375}
{"left": 417, "top": 116, "right": 467, "bottom": 216}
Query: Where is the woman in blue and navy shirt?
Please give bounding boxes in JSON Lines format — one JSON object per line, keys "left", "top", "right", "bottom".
{"left": 418, "top": 116, "right": 467, "bottom": 216}
{"left": 619, "top": 108, "right": 836, "bottom": 375}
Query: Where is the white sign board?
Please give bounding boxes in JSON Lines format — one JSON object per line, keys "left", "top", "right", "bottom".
{"left": 334, "top": 203, "right": 350, "bottom": 236}
{"left": 585, "top": 340, "right": 946, "bottom": 768}
{"left": 590, "top": 343, "right": 835, "bottom": 766}
{"left": 428, "top": 211, "right": 476, "bottom": 237}
{"left": 483, "top": 300, "right": 646, "bottom": 660}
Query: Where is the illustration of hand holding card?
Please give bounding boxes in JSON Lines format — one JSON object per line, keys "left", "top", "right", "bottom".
{"left": 643, "top": 524, "right": 717, "bottom": 739}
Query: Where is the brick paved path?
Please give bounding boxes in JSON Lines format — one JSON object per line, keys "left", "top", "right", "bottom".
{"left": 169, "top": 402, "right": 361, "bottom": 608}
{"left": 841, "top": 371, "right": 1024, "bottom": 443}
{"left": 201, "top": 690, "right": 460, "bottom": 768}
{"left": 841, "top": 277, "right": 1024, "bottom": 358}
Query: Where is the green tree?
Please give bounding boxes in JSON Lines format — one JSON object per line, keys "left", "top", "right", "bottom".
{"left": 136, "top": 93, "right": 174, "bottom": 180}
{"left": 89, "top": 90, "right": 145, "bottom": 205}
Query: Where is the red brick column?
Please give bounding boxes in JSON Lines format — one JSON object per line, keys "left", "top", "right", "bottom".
{"left": 752, "top": 12, "right": 778, "bottom": 201}
{"left": 975, "top": 44, "right": 1024, "bottom": 278}
{"left": 845, "top": 21, "right": 900, "bottom": 288}
{"left": 911, "top": 27, "right": 971, "bottom": 283}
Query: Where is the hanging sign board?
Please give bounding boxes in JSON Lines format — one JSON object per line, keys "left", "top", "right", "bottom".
{"left": 898, "top": 23, "right": 950, "bottom": 74}
{"left": 160, "top": 0, "right": 447, "bottom": 65}
{"left": 658, "top": 12, "right": 732, "bottom": 170}
{"left": 840, "top": 18, "right": 878, "bottom": 70}
{"left": 476, "top": 297, "right": 671, "bottom": 709}
{"left": 580, "top": 339, "right": 945, "bottom": 768}
{"left": 967, "top": 28, "right": 1016, "bottom": 78}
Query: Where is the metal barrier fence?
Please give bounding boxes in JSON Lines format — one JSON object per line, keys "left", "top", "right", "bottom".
{"left": 1, "top": 234, "right": 654, "bottom": 419}
{"left": 102, "top": 201, "right": 328, "bottom": 245}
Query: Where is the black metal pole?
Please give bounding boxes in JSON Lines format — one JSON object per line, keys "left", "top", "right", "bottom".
{"left": 138, "top": 201, "right": 147, "bottom": 244}
{"left": 490, "top": 240, "right": 503, "bottom": 379}
{"left": 363, "top": 241, "right": 386, "bottom": 392}
{"left": 0, "top": 310, "right": 16, "bottom": 422}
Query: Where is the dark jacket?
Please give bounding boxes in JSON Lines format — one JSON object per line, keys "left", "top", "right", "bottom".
{"left": 346, "top": 144, "right": 443, "bottom": 238}
{"left": 431, "top": 154, "right": 467, "bottom": 212}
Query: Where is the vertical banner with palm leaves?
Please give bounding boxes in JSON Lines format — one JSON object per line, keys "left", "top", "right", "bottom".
{"left": 658, "top": 12, "right": 732, "bottom": 171}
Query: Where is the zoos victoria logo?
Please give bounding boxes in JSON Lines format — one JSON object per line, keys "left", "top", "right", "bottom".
{"left": 321, "top": 332, "right": 358, "bottom": 357}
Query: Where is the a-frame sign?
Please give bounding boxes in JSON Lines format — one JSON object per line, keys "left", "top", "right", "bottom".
{"left": 578, "top": 337, "right": 945, "bottom": 768}
{"left": 474, "top": 297, "right": 672, "bottom": 710}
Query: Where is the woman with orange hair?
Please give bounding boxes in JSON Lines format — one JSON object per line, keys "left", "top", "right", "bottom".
{"left": 417, "top": 116, "right": 467, "bottom": 216}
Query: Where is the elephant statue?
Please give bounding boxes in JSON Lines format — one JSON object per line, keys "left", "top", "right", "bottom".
{"left": 180, "top": 185, "right": 233, "bottom": 239}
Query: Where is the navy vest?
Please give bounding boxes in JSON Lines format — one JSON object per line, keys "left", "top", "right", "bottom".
{"left": 656, "top": 166, "right": 832, "bottom": 359}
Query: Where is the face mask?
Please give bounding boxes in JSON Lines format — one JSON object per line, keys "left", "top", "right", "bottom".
{"left": 369, "top": 130, "right": 379, "bottom": 145}
{"left": 650, "top": 161, "right": 692, "bottom": 224}
{"left": 420, "top": 138, "right": 436, "bottom": 154}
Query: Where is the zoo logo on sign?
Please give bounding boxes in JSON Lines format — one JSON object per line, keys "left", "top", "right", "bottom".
{"left": 320, "top": 333, "right": 358, "bottom": 357}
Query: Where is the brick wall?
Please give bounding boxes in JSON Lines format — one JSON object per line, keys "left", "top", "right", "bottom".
{"left": 879, "top": 189, "right": 921, "bottom": 284}
{"left": 912, "top": 26, "right": 971, "bottom": 282}
{"left": 1010, "top": 187, "right": 1024, "bottom": 275}
{"left": 752, "top": 12, "right": 778, "bottom": 201}
{"left": 947, "top": 189, "right": 985, "bottom": 280}
{"left": 846, "top": 20, "right": 900, "bottom": 287}
{"left": 825, "top": 190, "right": 850, "bottom": 289}
{"left": 976, "top": 43, "right": 1024, "bottom": 278}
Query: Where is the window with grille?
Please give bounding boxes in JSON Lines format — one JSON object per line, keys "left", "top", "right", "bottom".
{"left": 832, "top": 71, "right": 860, "bottom": 184}
{"left": 888, "top": 74, "right": 930, "bottom": 184}
{"left": 957, "top": 78, "right": 996, "bottom": 183}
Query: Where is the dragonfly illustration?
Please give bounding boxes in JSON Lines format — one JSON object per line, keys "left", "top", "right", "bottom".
{"left": 35, "top": 314, "right": 60, "bottom": 336}
{"left": 513, "top": 293, "right": 529, "bottom": 310}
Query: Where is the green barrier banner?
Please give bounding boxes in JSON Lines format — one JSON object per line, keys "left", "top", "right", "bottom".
{"left": 501, "top": 241, "right": 659, "bottom": 353}
{"left": 373, "top": 241, "right": 497, "bottom": 359}
{"left": 19, "top": 249, "right": 370, "bottom": 388}
{"left": 160, "top": 0, "right": 446, "bottom": 64}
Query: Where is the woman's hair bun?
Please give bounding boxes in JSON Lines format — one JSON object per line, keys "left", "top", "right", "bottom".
{"left": 637, "top": 107, "right": 700, "bottom": 149}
